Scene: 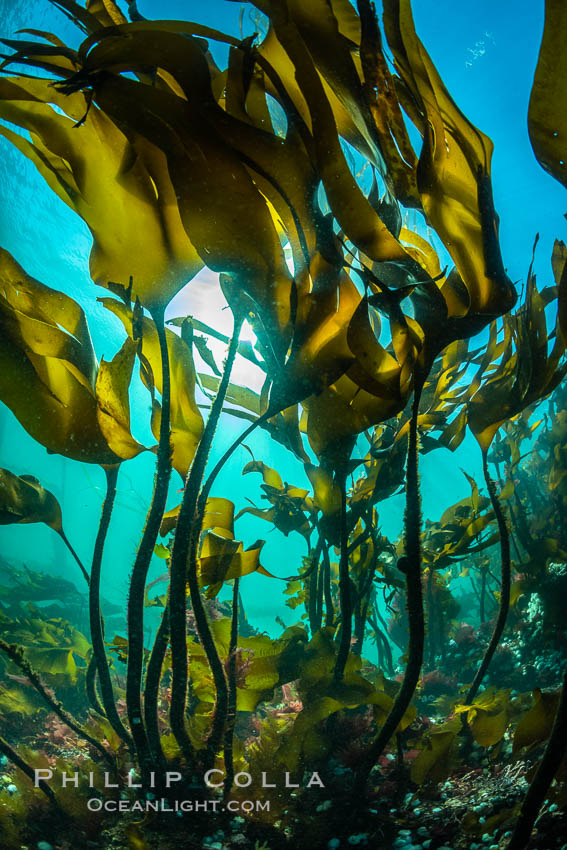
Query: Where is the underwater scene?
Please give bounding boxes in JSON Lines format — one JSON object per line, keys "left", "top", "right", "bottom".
{"left": 0, "top": 0, "right": 566, "bottom": 849}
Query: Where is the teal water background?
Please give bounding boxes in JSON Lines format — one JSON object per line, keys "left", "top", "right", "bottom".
{"left": 0, "top": 0, "right": 565, "bottom": 649}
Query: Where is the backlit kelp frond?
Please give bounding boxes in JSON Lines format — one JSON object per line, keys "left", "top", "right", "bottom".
{"left": 0, "top": 468, "right": 89, "bottom": 583}
{"left": 421, "top": 476, "right": 498, "bottom": 574}
{"left": 0, "top": 248, "right": 144, "bottom": 465}
{"left": 383, "top": 0, "right": 517, "bottom": 329}
{"left": 0, "top": 469, "right": 64, "bottom": 532}
{"left": 462, "top": 242, "right": 567, "bottom": 709}
{"left": 102, "top": 298, "right": 203, "bottom": 480}
{"left": 528, "top": 0, "right": 567, "bottom": 189}
{"left": 191, "top": 495, "right": 283, "bottom": 598}
{"left": 44, "top": 0, "right": 126, "bottom": 34}
{"left": 0, "top": 76, "right": 202, "bottom": 310}
{"left": 54, "top": 28, "right": 295, "bottom": 350}
{"left": 468, "top": 241, "right": 567, "bottom": 453}
{"left": 0, "top": 32, "right": 79, "bottom": 78}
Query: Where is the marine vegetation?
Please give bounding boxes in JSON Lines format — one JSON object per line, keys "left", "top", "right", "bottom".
{"left": 0, "top": 1, "right": 566, "bottom": 849}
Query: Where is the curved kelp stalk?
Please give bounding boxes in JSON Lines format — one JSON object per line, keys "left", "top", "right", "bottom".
{"left": 507, "top": 663, "right": 567, "bottom": 850}
{"left": 89, "top": 463, "right": 132, "bottom": 747}
{"left": 169, "top": 315, "right": 243, "bottom": 764}
{"left": 354, "top": 376, "right": 426, "bottom": 794}
{"left": 85, "top": 654, "right": 105, "bottom": 717}
{"left": 307, "top": 537, "right": 324, "bottom": 636}
{"left": 57, "top": 528, "right": 90, "bottom": 585}
{"left": 0, "top": 639, "right": 114, "bottom": 768}
{"left": 188, "top": 402, "right": 276, "bottom": 770}
{"left": 322, "top": 543, "right": 335, "bottom": 627}
{"left": 0, "top": 466, "right": 90, "bottom": 585}
{"left": 223, "top": 576, "right": 240, "bottom": 798}
{"left": 143, "top": 607, "right": 170, "bottom": 769}
{"left": 0, "top": 735, "right": 57, "bottom": 804}
{"left": 333, "top": 469, "right": 352, "bottom": 682}
{"left": 463, "top": 243, "right": 567, "bottom": 707}
{"left": 464, "top": 450, "right": 511, "bottom": 705}
{"left": 127, "top": 306, "right": 173, "bottom": 780}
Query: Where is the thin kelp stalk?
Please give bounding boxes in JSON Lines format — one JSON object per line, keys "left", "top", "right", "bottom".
{"left": 465, "top": 450, "right": 511, "bottom": 706}
{"left": 353, "top": 565, "right": 375, "bottom": 656}
{"left": 127, "top": 306, "right": 172, "bottom": 779}
{"left": 169, "top": 316, "right": 243, "bottom": 762}
{"left": 144, "top": 609, "right": 170, "bottom": 768}
{"left": 57, "top": 528, "right": 89, "bottom": 584}
{"left": 436, "top": 596, "right": 446, "bottom": 664}
{"left": 0, "top": 639, "right": 114, "bottom": 767}
{"left": 479, "top": 566, "right": 487, "bottom": 623}
{"left": 308, "top": 559, "right": 320, "bottom": 635}
{"left": 308, "top": 537, "right": 323, "bottom": 635}
{"left": 0, "top": 735, "right": 57, "bottom": 804}
{"left": 183, "top": 397, "right": 271, "bottom": 768}
{"left": 315, "top": 557, "right": 325, "bottom": 632}
{"left": 166, "top": 400, "right": 271, "bottom": 760}
{"left": 354, "top": 376, "right": 426, "bottom": 794}
{"left": 322, "top": 543, "right": 335, "bottom": 627}
{"left": 375, "top": 624, "right": 385, "bottom": 669}
{"left": 85, "top": 655, "right": 105, "bottom": 716}
{"left": 426, "top": 567, "right": 436, "bottom": 668}
{"left": 506, "top": 664, "right": 567, "bottom": 850}
{"left": 223, "top": 576, "right": 240, "bottom": 798}
{"left": 89, "top": 464, "right": 132, "bottom": 746}
{"left": 333, "top": 469, "right": 352, "bottom": 682}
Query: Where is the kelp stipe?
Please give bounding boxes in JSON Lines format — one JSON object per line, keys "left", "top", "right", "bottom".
{"left": 168, "top": 313, "right": 243, "bottom": 767}
{"left": 507, "top": 664, "right": 567, "bottom": 850}
{"left": 126, "top": 305, "right": 173, "bottom": 781}
{"left": 333, "top": 449, "right": 357, "bottom": 683}
{"left": 0, "top": 736, "right": 57, "bottom": 805}
{"left": 89, "top": 464, "right": 132, "bottom": 747}
{"left": 222, "top": 576, "right": 240, "bottom": 797}
{"left": 464, "top": 450, "right": 511, "bottom": 706}
{"left": 354, "top": 374, "right": 426, "bottom": 794}
{"left": 0, "top": 467, "right": 89, "bottom": 585}
{"left": 0, "top": 639, "right": 114, "bottom": 768}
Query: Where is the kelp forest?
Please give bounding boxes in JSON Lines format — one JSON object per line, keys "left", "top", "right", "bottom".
{"left": 0, "top": 1, "right": 566, "bottom": 849}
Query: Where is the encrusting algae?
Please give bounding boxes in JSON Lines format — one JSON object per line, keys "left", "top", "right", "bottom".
{"left": 0, "top": 1, "right": 566, "bottom": 849}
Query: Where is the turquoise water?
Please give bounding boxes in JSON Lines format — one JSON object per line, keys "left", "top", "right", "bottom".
{"left": 0, "top": 0, "right": 564, "bottom": 641}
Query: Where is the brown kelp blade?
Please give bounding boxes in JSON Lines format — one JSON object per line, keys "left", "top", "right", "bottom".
{"left": 0, "top": 468, "right": 63, "bottom": 531}
{"left": 528, "top": 0, "right": 567, "bottom": 189}
{"left": 383, "top": 0, "right": 516, "bottom": 325}
{"left": 0, "top": 247, "right": 147, "bottom": 464}
{"left": 0, "top": 75, "right": 202, "bottom": 309}
{"left": 102, "top": 299, "right": 203, "bottom": 478}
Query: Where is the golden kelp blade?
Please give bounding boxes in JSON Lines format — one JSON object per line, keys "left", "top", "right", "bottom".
{"left": 84, "top": 0, "right": 127, "bottom": 28}
{"left": 467, "top": 253, "right": 567, "bottom": 451}
{"left": 0, "top": 468, "right": 63, "bottom": 530}
{"left": 78, "top": 20, "right": 319, "bottom": 280}
{"left": 528, "top": 0, "right": 567, "bottom": 189}
{"left": 102, "top": 299, "right": 203, "bottom": 478}
{"left": 257, "top": 0, "right": 420, "bottom": 206}
{"left": 66, "top": 29, "right": 294, "bottom": 347}
{"left": 383, "top": 0, "right": 516, "bottom": 321}
{"left": 95, "top": 338, "right": 147, "bottom": 460}
{"left": 271, "top": 261, "right": 362, "bottom": 411}
{"left": 256, "top": 3, "right": 415, "bottom": 269}
{"left": 0, "top": 248, "right": 119, "bottom": 464}
{"left": 0, "top": 77, "right": 203, "bottom": 309}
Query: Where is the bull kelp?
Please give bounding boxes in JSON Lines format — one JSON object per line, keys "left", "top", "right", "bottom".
{"left": 0, "top": 1, "right": 566, "bottom": 849}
